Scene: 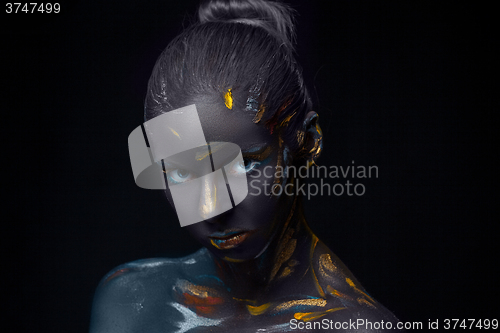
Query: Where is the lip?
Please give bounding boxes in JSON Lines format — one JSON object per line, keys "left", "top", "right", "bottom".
{"left": 209, "top": 230, "right": 254, "bottom": 250}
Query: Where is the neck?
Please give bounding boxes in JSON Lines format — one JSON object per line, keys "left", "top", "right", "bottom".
{"left": 208, "top": 198, "right": 316, "bottom": 300}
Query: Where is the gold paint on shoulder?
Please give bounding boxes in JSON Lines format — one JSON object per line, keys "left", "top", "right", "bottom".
{"left": 278, "top": 266, "right": 293, "bottom": 279}
{"left": 318, "top": 253, "right": 337, "bottom": 278}
{"left": 294, "top": 307, "right": 346, "bottom": 322}
{"left": 309, "top": 236, "right": 326, "bottom": 298}
{"left": 345, "top": 278, "right": 376, "bottom": 305}
{"left": 174, "top": 279, "right": 221, "bottom": 298}
{"left": 274, "top": 299, "right": 326, "bottom": 311}
{"left": 357, "top": 297, "right": 377, "bottom": 309}
{"left": 247, "top": 303, "right": 272, "bottom": 316}
{"left": 326, "top": 285, "right": 354, "bottom": 301}
{"left": 269, "top": 227, "right": 297, "bottom": 282}
{"left": 223, "top": 256, "right": 246, "bottom": 263}
{"left": 233, "top": 298, "right": 257, "bottom": 305}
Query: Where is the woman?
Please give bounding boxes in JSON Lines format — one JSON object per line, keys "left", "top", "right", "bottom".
{"left": 90, "top": 0, "right": 401, "bottom": 331}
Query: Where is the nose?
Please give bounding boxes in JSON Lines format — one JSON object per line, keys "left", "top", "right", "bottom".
{"left": 199, "top": 172, "right": 218, "bottom": 220}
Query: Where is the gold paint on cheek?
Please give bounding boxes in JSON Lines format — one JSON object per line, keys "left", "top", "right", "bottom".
{"left": 246, "top": 303, "right": 271, "bottom": 316}
{"left": 253, "top": 104, "right": 266, "bottom": 123}
{"left": 275, "top": 299, "right": 326, "bottom": 311}
{"left": 224, "top": 89, "right": 233, "bottom": 109}
{"left": 199, "top": 174, "right": 217, "bottom": 219}
{"left": 293, "top": 307, "right": 346, "bottom": 322}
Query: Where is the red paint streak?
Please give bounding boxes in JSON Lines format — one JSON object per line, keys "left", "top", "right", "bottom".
{"left": 105, "top": 268, "right": 129, "bottom": 284}
{"left": 182, "top": 293, "right": 224, "bottom": 315}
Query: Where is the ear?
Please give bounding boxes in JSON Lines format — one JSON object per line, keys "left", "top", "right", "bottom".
{"left": 302, "top": 111, "right": 323, "bottom": 166}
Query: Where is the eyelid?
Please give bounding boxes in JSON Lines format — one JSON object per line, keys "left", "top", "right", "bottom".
{"left": 162, "top": 160, "right": 194, "bottom": 172}
{"left": 242, "top": 146, "right": 272, "bottom": 161}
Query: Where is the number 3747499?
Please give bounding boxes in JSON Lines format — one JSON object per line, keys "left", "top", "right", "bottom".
{"left": 6, "top": 3, "right": 60, "bottom": 13}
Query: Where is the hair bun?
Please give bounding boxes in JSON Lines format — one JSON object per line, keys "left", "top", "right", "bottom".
{"left": 198, "top": 0, "right": 295, "bottom": 46}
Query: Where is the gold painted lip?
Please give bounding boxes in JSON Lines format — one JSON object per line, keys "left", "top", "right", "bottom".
{"left": 209, "top": 231, "right": 254, "bottom": 250}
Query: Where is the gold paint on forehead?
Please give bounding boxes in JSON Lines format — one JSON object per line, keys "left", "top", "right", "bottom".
{"left": 195, "top": 142, "right": 230, "bottom": 161}
{"left": 168, "top": 127, "right": 181, "bottom": 140}
{"left": 293, "top": 307, "right": 346, "bottom": 322}
{"left": 224, "top": 88, "right": 233, "bottom": 109}
{"left": 252, "top": 104, "right": 266, "bottom": 123}
{"left": 275, "top": 299, "right": 327, "bottom": 311}
{"left": 246, "top": 303, "right": 271, "bottom": 316}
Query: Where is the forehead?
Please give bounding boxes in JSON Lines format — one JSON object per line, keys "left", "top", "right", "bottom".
{"left": 186, "top": 99, "right": 275, "bottom": 150}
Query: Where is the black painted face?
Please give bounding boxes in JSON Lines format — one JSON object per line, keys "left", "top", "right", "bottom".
{"left": 162, "top": 95, "right": 296, "bottom": 262}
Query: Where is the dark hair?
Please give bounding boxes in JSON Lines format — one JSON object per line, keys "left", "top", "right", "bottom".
{"left": 145, "top": 0, "right": 313, "bottom": 157}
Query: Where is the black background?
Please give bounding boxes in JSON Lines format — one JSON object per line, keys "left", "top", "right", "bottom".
{"left": 3, "top": 1, "right": 496, "bottom": 332}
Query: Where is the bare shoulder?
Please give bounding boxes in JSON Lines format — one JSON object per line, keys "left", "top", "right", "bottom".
{"left": 89, "top": 250, "right": 209, "bottom": 333}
